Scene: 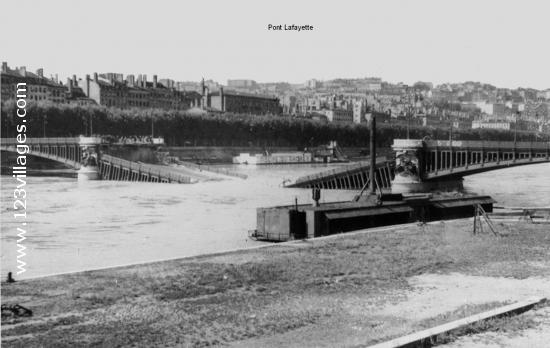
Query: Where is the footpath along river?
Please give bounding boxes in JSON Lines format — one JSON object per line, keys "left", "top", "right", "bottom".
{"left": 1, "top": 162, "right": 549, "bottom": 279}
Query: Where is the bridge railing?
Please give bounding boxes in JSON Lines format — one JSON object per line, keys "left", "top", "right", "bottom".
{"left": 424, "top": 155, "right": 549, "bottom": 179}
{"left": 395, "top": 139, "right": 550, "bottom": 151}
{"left": 0, "top": 136, "right": 103, "bottom": 145}
{"left": 431, "top": 140, "right": 549, "bottom": 150}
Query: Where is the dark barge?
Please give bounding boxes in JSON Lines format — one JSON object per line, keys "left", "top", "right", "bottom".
{"left": 250, "top": 194, "right": 495, "bottom": 242}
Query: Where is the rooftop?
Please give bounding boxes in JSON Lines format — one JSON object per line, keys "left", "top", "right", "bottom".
{"left": 210, "top": 89, "right": 278, "bottom": 100}
{"left": 1, "top": 65, "right": 64, "bottom": 88}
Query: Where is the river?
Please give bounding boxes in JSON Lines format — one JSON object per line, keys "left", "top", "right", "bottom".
{"left": 1, "top": 163, "right": 549, "bottom": 279}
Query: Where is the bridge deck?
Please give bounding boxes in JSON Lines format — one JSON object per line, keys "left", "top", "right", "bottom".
{"left": 1, "top": 137, "right": 195, "bottom": 183}
{"left": 0, "top": 136, "right": 103, "bottom": 145}
{"left": 393, "top": 139, "right": 550, "bottom": 181}
{"left": 286, "top": 157, "right": 395, "bottom": 190}
{"left": 424, "top": 156, "right": 550, "bottom": 180}
{"left": 99, "top": 155, "right": 196, "bottom": 183}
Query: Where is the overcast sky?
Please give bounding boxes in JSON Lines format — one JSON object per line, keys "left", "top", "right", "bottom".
{"left": 1, "top": 0, "right": 549, "bottom": 89}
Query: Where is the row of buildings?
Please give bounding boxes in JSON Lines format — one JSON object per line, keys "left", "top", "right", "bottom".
{"left": 200, "top": 81, "right": 281, "bottom": 114}
{"left": 0, "top": 62, "right": 282, "bottom": 115}
{"left": 75, "top": 73, "right": 202, "bottom": 110}
{"left": 1, "top": 62, "right": 67, "bottom": 104}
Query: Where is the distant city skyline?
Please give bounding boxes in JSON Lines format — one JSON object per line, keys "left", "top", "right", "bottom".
{"left": 1, "top": 0, "right": 549, "bottom": 90}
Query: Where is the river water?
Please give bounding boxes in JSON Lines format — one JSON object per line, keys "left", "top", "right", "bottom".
{"left": 1, "top": 163, "right": 549, "bottom": 279}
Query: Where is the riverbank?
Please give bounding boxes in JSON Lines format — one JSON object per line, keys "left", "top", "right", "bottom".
{"left": 166, "top": 146, "right": 393, "bottom": 164}
{"left": 2, "top": 219, "right": 550, "bottom": 347}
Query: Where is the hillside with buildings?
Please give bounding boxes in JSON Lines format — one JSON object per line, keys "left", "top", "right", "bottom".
{"left": 2, "top": 61, "right": 550, "bottom": 135}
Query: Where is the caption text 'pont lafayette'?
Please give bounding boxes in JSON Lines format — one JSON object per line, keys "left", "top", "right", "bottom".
{"left": 267, "top": 24, "right": 314, "bottom": 32}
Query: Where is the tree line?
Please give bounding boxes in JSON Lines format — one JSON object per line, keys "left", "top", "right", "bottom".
{"left": 1, "top": 101, "right": 547, "bottom": 148}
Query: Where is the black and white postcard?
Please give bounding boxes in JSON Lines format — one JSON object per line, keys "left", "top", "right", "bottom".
{"left": 1, "top": 0, "right": 550, "bottom": 347}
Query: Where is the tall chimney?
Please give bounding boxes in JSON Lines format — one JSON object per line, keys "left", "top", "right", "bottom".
{"left": 143, "top": 74, "right": 147, "bottom": 88}
{"left": 153, "top": 75, "right": 157, "bottom": 88}
{"left": 220, "top": 87, "right": 225, "bottom": 111}
{"left": 19, "top": 66, "right": 26, "bottom": 77}
{"left": 1, "top": 62, "right": 7, "bottom": 73}
{"left": 36, "top": 68, "right": 44, "bottom": 77}
{"left": 202, "top": 86, "right": 209, "bottom": 109}
{"left": 67, "top": 78, "right": 73, "bottom": 95}
{"left": 94, "top": 72, "right": 98, "bottom": 82}
{"left": 85, "top": 74, "right": 90, "bottom": 96}
{"left": 72, "top": 74, "right": 77, "bottom": 85}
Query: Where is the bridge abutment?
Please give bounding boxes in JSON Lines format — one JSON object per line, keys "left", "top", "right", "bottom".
{"left": 392, "top": 138, "right": 550, "bottom": 193}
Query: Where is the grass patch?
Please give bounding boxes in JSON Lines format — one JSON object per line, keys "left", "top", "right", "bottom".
{"left": 2, "top": 221, "right": 549, "bottom": 347}
{"left": 2, "top": 315, "right": 85, "bottom": 336}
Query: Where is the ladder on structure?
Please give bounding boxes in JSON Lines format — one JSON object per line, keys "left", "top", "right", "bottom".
{"left": 473, "top": 204, "right": 499, "bottom": 236}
